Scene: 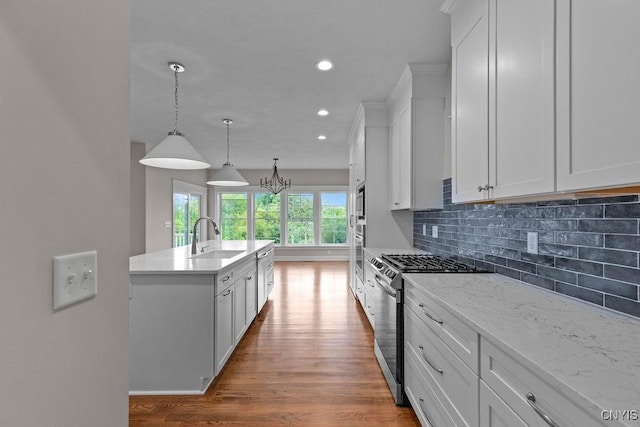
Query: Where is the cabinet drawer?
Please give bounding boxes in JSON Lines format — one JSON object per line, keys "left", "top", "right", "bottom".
{"left": 405, "top": 280, "right": 479, "bottom": 373}
{"left": 479, "top": 380, "right": 527, "bottom": 427}
{"left": 405, "top": 306, "right": 478, "bottom": 427}
{"left": 405, "top": 345, "right": 459, "bottom": 427}
{"left": 480, "top": 337, "right": 605, "bottom": 427}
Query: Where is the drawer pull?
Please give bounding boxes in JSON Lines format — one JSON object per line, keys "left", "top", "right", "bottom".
{"left": 368, "top": 305, "right": 374, "bottom": 316}
{"left": 222, "top": 289, "right": 232, "bottom": 296}
{"left": 367, "top": 280, "right": 375, "bottom": 288}
{"left": 418, "top": 398, "right": 435, "bottom": 426}
{"left": 418, "top": 345, "right": 443, "bottom": 374}
{"left": 245, "top": 275, "right": 252, "bottom": 280}
{"left": 526, "top": 392, "right": 559, "bottom": 427}
{"left": 418, "top": 303, "right": 443, "bottom": 325}
{"left": 222, "top": 274, "right": 232, "bottom": 282}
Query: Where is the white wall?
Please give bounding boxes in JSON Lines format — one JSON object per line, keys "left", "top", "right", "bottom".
{"left": 0, "top": 1, "right": 130, "bottom": 426}
{"left": 145, "top": 166, "right": 209, "bottom": 252}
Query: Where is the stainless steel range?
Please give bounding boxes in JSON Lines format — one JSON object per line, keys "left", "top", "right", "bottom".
{"left": 366, "top": 253, "right": 489, "bottom": 406}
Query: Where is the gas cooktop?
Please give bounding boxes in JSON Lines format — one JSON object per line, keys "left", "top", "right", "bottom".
{"left": 381, "top": 254, "right": 490, "bottom": 273}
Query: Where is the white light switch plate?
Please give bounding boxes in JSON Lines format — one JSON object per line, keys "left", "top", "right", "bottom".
{"left": 53, "top": 251, "right": 97, "bottom": 311}
{"left": 432, "top": 226, "right": 439, "bottom": 238}
{"left": 422, "top": 224, "right": 427, "bottom": 236}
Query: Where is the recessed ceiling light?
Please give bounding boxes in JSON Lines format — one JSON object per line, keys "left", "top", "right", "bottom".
{"left": 317, "top": 135, "right": 327, "bottom": 140}
{"left": 316, "top": 60, "right": 334, "bottom": 71}
{"left": 317, "top": 109, "right": 329, "bottom": 116}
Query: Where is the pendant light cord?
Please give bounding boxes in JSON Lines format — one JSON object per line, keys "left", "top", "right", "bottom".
{"left": 226, "top": 121, "right": 230, "bottom": 164}
{"left": 174, "top": 66, "right": 179, "bottom": 134}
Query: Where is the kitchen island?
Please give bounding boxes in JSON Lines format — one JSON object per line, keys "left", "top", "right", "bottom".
{"left": 129, "top": 240, "right": 274, "bottom": 395}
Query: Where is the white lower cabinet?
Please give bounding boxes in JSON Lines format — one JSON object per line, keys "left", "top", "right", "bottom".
{"left": 214, "top": 281, "right": 234, "bottom": 375}
{"left": 405, "top": 280, "right": 608, "bottom": 427}
{"left": 233, "top": 276, "right": 246, "bottom": 344}
{"left": 479, "top": 380, "right": 527, "bottom": 427}
{"left": 244, "top": 268, "right": 257, "bottom": 325}
{"left": 480, "top": 337, "right": 603, "bottom": 427}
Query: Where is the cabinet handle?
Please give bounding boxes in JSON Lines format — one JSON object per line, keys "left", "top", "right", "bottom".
{"left": 222, "top": 289, "right": 232, "bottom": 296}
{"left": 477, "top": 184, "right": 494, "bottom": 192}
{"left": 245, "top": 275, "right": 252, "bottom": 281}
{"left": 394, "top": 202, "right": 400, "bottom": 206}
{"left": 222, "top": 275, "right": 231, "bottom": 282}
{"left": 526, "top": 393, "right": 559, "bottom": 427}
{"left": 367, "top": 280, "right": 375, "bottom": 288}
{"left": 418, "top": 398, "right": 435, "bottom": 426}
{"left": 418, "top": 303, "right": 443, "bottom": 325}
{"left": 367, "top": 305, "right": 374, "bottom": 316}
{"left": 418, "top": 345, "right": 443, "bottom": 374}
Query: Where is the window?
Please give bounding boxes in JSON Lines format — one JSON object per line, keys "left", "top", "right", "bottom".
{"left": 172, "top": 180, "right": 207, "bottom": 248}
{"left": 254, "top": 193, "right": 281, "bottom": 243}
{"left": 220, "top": 193, "right": 248, "bottom": 240}
{"left": 287, "top": 193, "right": 314, "bottom": 245}
{"left": 320, "top": 192, "right": 347, "bottom": 244}
{"left": 217, "top": 188, "right": 347, "bottom": 247}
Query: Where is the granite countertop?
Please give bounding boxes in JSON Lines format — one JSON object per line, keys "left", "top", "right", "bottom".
{"left": 130, "top": 240, "right": 274, "bottom": 274}
{"left": 403, "top": 273, "right": 640, "bottom": 422}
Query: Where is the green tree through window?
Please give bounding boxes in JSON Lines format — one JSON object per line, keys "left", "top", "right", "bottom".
{"left": 287, "top": 193, "right": 314, "bottom": 244}
{"left": 255, "top": 193, "right": 281, "bottom": 243}
{"left": 220, "top": 193, "right": 247, "bottom": 240}
{"left": 320, "top": 192, "right": 347, "bottom": 244}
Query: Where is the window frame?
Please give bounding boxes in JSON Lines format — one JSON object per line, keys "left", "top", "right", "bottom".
{"left": 172, "top": 180, "right": 208, "bottom": 248}
{"left": 215, "top": 186, "right": 348, "bottom": 248}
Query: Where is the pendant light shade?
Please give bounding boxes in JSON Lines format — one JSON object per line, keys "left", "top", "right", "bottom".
{"left": 140, "top": 132, "right": 210, "bottom": 169}
{"left": 140, "top": 62, "right": 210, "bottom": 170}
{"left": 207, "top": 119, "right": 248, "bottom": 186}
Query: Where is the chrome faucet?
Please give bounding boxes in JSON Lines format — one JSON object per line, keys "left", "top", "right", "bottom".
{"left": 191, "top": 217, "right": 220, "bottom": 254}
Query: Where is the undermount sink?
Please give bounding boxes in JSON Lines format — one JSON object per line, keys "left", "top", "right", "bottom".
{"left": 188, "top": 249, "right": 244, "bottom": 260}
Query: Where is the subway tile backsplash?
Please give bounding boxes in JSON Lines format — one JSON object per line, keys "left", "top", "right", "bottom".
{"left": 413, "top": 178, "right": 640, "bottom": 318}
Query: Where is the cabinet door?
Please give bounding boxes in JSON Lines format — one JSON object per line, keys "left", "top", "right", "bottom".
{"left": 245, "top": 270, "right": 257, "bottom": 324}
{"left": 355, "top": 132, "right": 366, "bottom": 184}
{"left": 266, "top": 266, "right": 275, "bottom": 296}
{"left": 389, "top": 120, "right": 401, "bottom": 209}
{"left": 557, "top": 0, "right": 640, "bottom": 191}
{"left": 396, "top": 106, "right": 413, "bottom": 210}
{"left": 480, "top": 381, "right": 527, "bottom": 427}
{"left": 489, "top": 0, "right": 555, "bottom": 199}
{"left": 215, "top": 287, "right": 234, "bottom": 375}
{"left": 234, "top": 280, "right": 246, "bottom": 343}
{"left": 451, "top": 0, "right": 490, "bottom": 203}
{"left": 257, "top": 257, "right": 267, "bottom": 312}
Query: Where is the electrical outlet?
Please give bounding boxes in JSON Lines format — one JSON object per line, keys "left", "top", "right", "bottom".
{"left": 53, "top": 251, "right": 97, "bottom": 311}
{"left": 422, "top": 224, "right": 427, "bottom": 236}
{"left": 527, "top": 232, "right": 539, "bottom": 254}
{"left": 432, "top": 226, "right": 439, "bottom": 238}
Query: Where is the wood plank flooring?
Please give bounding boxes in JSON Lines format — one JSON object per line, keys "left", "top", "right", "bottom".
{"left": 129, "top": 261, "right": 420, "bottom": 426}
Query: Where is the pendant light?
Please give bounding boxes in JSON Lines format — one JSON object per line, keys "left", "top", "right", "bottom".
{"left": 260, "top": 158, "right": 292, "bottom": 194}
{"left": 139, "top": 62, "right": 210, "bottom": 170}
{"left": 207, "top": 119, "right": 249, "bottom": 186}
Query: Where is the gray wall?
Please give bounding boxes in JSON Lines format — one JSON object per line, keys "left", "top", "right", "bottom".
{"left": 414, "top": 179, "right": 640, "bottom": 318}
{"left": 211, "top": 168, "right": 349, "bottom": 186}
{"left": 0, "top": 1, "right": 130, "bottom": 426}
{"left": 131, "top": 142, "right": 147, "bottom": 256}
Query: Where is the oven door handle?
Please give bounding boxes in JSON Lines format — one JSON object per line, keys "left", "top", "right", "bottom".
{"left": 373, "top": 275, "right": 396, "bottom": 298}
{"left": 354, "top": 234, "right": 363, "bottom": 242}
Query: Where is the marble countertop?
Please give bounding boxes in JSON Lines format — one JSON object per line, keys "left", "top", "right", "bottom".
{"left": 130, "top": 240, "right": 274, "bottom": 274}
{"left": 403, "top": 273, "right": 640, "bottom": 422}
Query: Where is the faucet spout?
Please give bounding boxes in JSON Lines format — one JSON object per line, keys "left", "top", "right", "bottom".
{"left": 191, "top": 217, "right": 220, "bottom": 254}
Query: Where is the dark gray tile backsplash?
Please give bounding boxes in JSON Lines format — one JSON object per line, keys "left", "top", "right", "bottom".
{"left": 413, "top": 178, "right": 640, "bottom": 318}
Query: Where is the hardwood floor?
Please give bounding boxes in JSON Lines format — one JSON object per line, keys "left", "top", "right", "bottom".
{"left": 129, "top": 261, "right": 420, "bottom": 426}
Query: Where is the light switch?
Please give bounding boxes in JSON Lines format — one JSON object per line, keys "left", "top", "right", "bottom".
{"left": 53, "top": 251, "right": 97, "bottom": 311}
{"left": 527, "top": 232, "right": 539, "bottom": 255}
{"left": 432, "top": 226, "right": 439, "bottom": 238}
{"left": 422, "top": 224, "right": 427, "bottom": 236}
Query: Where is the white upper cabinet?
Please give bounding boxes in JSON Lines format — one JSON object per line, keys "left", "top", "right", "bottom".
{"left": 489, "top": 0, "right": 555, "bottom": 199}
{"left": 387, "top": 64, "right": 446, "bottom": 210}
{"left": 451, "top": 0, "right": 490, "bottom": 203}
{"left": 451, "top": 0, "right": 640, "bottom": 203}
{"left": 556, "top": 0, "right": 640, "bottom": 191}
{"left": 451, "top": 0, "right": 555, "bottom": 203}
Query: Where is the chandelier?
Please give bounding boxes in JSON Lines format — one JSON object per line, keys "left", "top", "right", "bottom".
{"left": 260, "top": 158, "right": 292, "bottom": 194}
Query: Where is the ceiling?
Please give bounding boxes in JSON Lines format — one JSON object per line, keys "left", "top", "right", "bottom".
{"left": 131, "top": 0, "right": 451, "bottom": 170}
